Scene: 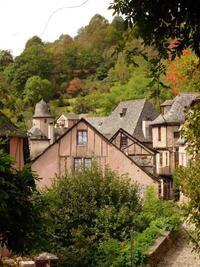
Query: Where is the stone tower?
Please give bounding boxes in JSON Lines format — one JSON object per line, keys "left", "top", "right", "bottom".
{"left": 29, "top": 99, "right": 55, "bottom": 159}
{"left": 32, "top": 99, "right": 54, "bottom": 137}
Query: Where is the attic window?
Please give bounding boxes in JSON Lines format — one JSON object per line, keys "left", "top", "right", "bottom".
{"left": 120, "top": 134, "right": 128, "bottom": 147}
{"left": 77, "top": 130, "right": 87, "bottom": 145}
{"left": 120, "top": 108, "right": 127, "bottom": 117}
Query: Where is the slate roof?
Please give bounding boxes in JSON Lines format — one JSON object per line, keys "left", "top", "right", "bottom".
{"left": 33, "top": 99, "right": 54, "bottom": 118}
{"left": 61, "top": 113, "right": 81, "bottom": 120}
{"left": 97, "top": 99, "right": 159, "bottom": 141}
{"left": 151, "top": 93, "right": 199, "bottom": 126}
{"left": 85, "top": 117, "right": 106, "bottom": 129}
{"left": 29, "top": 127, "right": 48, "bottom": 140}
{"left": 0, "top": 111, "right": 26, "bottom": 137}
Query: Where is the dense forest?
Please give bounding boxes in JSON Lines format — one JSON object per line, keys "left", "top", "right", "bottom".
{"left": 1, "top": 14, "right": 200, "bottom": 129}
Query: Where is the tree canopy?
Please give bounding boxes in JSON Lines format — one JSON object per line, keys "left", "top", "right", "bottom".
{"left": 0, "top": 148, "right": 38, "bottom": 253}
{"left": 110, "top": 1, "right": 200, "bottom": 59}
{"left": 24, "top": 75, "right": 53, "bottom": 105}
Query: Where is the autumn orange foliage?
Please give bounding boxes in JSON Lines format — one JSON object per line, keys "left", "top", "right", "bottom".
{"left": 67, "top": 78, "right": 82, "bottom": 95}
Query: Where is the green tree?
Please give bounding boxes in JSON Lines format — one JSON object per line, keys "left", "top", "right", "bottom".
{"left": 0, "top": 149, "right": 38, "bottom": 253}
{"left": 24, "top": 76, "right": 53, "bottom": 105}
{"left": 4, "top": 36, "right": 52, "bottom": 92}
{"left": 174, "top": 100, "right": 200, "bottom": 251}
{"left": 38, "top": 164, "right": 140, "bottom": 266}
{"left": 110, "top": 1, "right": 200, "bottom": 59}
{"left": 0, "top": 50, "right": 13, "bottom": 71}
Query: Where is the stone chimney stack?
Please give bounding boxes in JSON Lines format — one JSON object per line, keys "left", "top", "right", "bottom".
{"left": 48, "top": 122, "right": 54, "bottom": 145}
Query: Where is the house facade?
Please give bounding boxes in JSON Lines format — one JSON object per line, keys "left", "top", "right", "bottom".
{"left": 32, "top": 118, "right": 160, "bottom": 194}
{"left": 110, "top": 128, "right": 157, "bottom": 175}
{"left": 0, "top": 111, "right": 28, "bottom": 169}
{"left": 31, "top": 94, "right": 200, "bottom": 199}
{"left": 151, "top": 93, "right": 198, "bottom": 176}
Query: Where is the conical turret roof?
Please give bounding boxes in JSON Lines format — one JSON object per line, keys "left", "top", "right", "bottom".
{"left": 33, "top": 99, "right": 54, "bottom": 118}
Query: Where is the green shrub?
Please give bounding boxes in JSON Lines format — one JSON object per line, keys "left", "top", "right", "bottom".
{"left": 33, "top": 164, "right": 141, "bottom": 267}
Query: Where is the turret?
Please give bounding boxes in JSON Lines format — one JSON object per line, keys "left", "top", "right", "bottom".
{"left": 32, "top": 99, "right": 55, "bottom": 137}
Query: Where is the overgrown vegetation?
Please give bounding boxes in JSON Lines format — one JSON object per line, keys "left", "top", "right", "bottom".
{"left": 0, "top": 148, "right": 38, "bottom": 254}
{"left": 29, "top": 165, "right": 181, "bottom": 266}
{"left": 1, "top": 13, "right": 200, "bottom": 128}
{"left": 174, "top": 100, "right": 200, "bottom": 252}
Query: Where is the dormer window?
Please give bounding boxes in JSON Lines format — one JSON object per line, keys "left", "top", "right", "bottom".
{"left": 77, "top": 130, "right": 87, "bottom": 145}
{"left": 120, "top": 108, "right": 127, "bottom": 117}
{"left": 120, "top": 134, "right": 128, "bottom": 147}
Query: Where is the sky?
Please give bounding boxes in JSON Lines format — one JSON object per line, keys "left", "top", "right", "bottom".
{"left": 0, "top": 0, "right": 114, "bottom": 56}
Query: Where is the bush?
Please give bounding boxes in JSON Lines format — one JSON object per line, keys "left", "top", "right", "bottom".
{"left": 33, "top": 164, "right": 141, "bottom": 267}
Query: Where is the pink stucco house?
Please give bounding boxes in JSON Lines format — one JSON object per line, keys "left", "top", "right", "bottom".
{"left": 32, "top": 118, "right": 160, "bottom": 195}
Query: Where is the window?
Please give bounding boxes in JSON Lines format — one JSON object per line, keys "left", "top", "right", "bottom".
{"left": 74, "top": 157, "right": 92, "bottom": 172}
{"left": 120, "top": 134, "right": 128, "bottom": 147}
{"left": 159, "top": 153, "right": 163, "bottom": 166}
{"left": 158, "top": 127, "right": 161, "bottom": 141}
{"left": 74, "top": 158, "right": 82, "bottom": 171}
{"left": 120, "top": 108, "right": 127, "bottom": 117}
{"left": 166, "top": 152, "right": 168, "bottom": 166}
{"left": 84, "top": 158, "right": 92, "bottom": 169}
{"left": 77, "top": 130, "right": 87, "bottom": 145}
{"left": 44, "top": 119, "right": 47, "bottom": 123}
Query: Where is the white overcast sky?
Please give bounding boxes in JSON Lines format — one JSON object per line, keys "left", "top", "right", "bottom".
{"left": 0, "top": 0, "right": 114, "bottom": 56}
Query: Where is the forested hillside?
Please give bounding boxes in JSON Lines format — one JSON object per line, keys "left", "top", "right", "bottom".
{"left": 1, "top": 14, "right": 200, "bottom": 129}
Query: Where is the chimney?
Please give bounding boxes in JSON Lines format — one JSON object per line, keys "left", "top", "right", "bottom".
{"left": 48, "top": 122, "right": 54, "bottom": 144}
{"left": 142, "top": 120, "right": 152, "bottom": 139}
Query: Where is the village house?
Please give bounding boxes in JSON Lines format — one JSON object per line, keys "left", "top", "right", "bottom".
{"left": 29, "top": 99, "right": 159, "bottom": 159}
{"left": 31, "top": 94, "right": 200, "bottom": 199}
{"left": 151, "top": 93, "right": 198, "bottom": 174}
{"left": 0, "top": 111, "right": 28, "bottom": 169}
{"left": 150, "top": 93, "right": 199, "bottom": 197}
{"left": 32, "top": 118, "right": 160, "bottom": 195}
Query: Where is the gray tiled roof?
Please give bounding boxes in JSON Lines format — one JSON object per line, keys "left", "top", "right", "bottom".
{"left": 151, "top": 93, "right": 199, "bottom": 126}
{"left": 97, "top": 99, "right": 159, "bottom": 141}
{"left": 85, "top": 117, "right": 106, "bottom": 128}
{"left": 62, "top": 113, "right": 81, "bottom": 120}
{"left": 0, "top": 111, "right": 26, "bottom": 137}
{"left": 33, "top": 99, "right": 54, "bottom": 118}
{"left": 29, "top": 127, "right": 48, "bottom": 140}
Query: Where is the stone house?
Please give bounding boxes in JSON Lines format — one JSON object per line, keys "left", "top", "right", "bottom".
{"left": 0, "top": 111, "right": 28, "bottom": 169}
{"left": 150, "top": 93, "right": 199, "bottom": 198}
{"left": 32, "top": 118, "right": 160, "bottom": 195}
{"left": 151, "top": 93, "right": 198, "bottom": 174}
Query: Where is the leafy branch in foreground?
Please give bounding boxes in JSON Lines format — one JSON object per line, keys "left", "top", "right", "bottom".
{"left": 174, "top": 99, "right": 200, "bottom": 252}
